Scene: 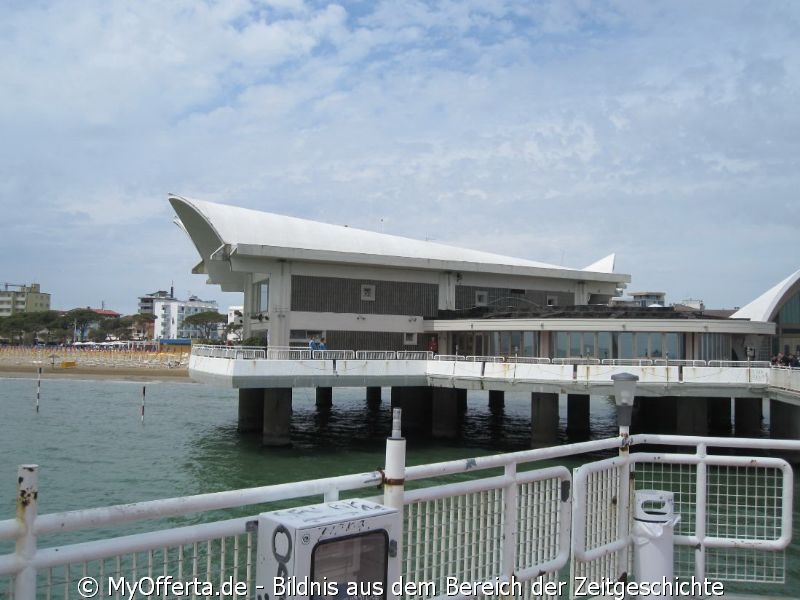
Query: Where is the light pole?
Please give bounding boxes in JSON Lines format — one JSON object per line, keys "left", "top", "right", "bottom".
{"left": 611, "top": 372, "right": 638, "bottom": 437}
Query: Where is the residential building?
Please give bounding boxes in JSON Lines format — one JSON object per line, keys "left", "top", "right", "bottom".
{"left": 152, "top": 295, "right": 220, "bottom": 340}
{"left": 0, "top": 283, "right": 51, "bottom": 317}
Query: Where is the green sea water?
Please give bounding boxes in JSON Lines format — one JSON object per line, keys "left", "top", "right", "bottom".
{"left": 0, "top": 376, "right": 796, "bottom": 596}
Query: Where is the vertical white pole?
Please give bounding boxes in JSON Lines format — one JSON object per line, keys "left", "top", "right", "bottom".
{"left": 384, "top": 408, "right": 405, "bottom": 598}
{"left": 15, "top": 464, "right": 39, "bottom": 600}
{"left": 36, "top": 368, "right": 41, "bottom": 413}
{"left": 141, "top": 386, "right": 146, "bottom": 424}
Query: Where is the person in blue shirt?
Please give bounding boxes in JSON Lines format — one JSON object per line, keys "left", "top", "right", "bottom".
{"left": 319, "top": 337, "right": 327, "bottom": 350}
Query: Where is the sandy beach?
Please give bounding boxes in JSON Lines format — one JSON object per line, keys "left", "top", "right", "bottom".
{"left": 0, "top": 348, "right": 190, "bottom": 381}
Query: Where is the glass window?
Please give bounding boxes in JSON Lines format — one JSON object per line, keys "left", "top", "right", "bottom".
{"left": 616, "top": 332, "right": 633, "bottom": 359}
{"left": 555, "top": 332, "right": 568, "bottom": 358}
{"left": 598, "top": 332, "right": 611, "bottom": 360}
{"left": 635, "top": 333, "right": 649, "bottom": 358}
{"left": 510, "top": 331, "right": 521, "bottom": 355}
{"left": 665, "top": 333, "right": 681, "bottom": 359}
{"left": 258, "top": 282, "right": 269, "bottom": 313}
{"left": 523, "top": 331, "right": 536, "bottom": 356}
{"left": 650, "top": 333, "right": 663, "bottom": 358}
{"left": 583, "top": 332, "right": 596, "bottom": 358}
{"left": 570, "top": 332, "right": 582, "bottom": 357}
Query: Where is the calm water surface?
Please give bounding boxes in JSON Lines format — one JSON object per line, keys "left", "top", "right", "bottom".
{"left": 0, "top": 376, "right": 796, "bottom": 595}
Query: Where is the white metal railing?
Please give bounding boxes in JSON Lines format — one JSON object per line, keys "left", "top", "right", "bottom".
{"left": 192, "top": 345, "right": 266, "bottom": 359}
{"left": 266, "top": 347, "right": 311, "bottom": 360}
{"left": 433, "top": 354, "right": 467, "bottom": 361}
{"left": 311, "top": 349, "right": 356, "bottom": 360}
{"left": 505, "top": 356, "right": 552, "bottom": 364}
{"left": 552, "top": 357, "right": 601, "bottom": 365}
{"left": 708, "top": 360, "right": 772, "bottom": 368}
{"left": 653, "top": 359, "right": 707, "bottom": 366}
{"left": 3, "top": 434, "right": 799, "bottom": 599}
{"left": 356, "top": 350, "right": 397, "bottom": 360}
{"left": 601, "top": 358, "right": 653, "bottom": 366}
{"left": 465, "top": 355, "right": 504, "bottom": 363}
{"left": 396, "top": 351, "right": 433, "bottom": 360}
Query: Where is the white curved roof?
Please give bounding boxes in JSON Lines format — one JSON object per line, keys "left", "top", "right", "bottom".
{"left": 731, "top": 269, "right": 800, "bottom": 322}
{"left": 169, "top": 194, "right": 628, "bottom": 283}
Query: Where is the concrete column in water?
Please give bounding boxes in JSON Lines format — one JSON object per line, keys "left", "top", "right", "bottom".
{"left": 238, "top": 388, "right": 265, "bottom": 433}
{"left": 391, "top": 386, "right": 433, "bottom": 436}
{"left": 432, "top": 388, "right": 461, "bottom": 439}
{"left": 488, "top": 390, "right": 504, "bottom": 412}
{"left": 637, "top": 396, "right": 677, "bottom": 434}
{"left": 567, "top": 393, "right": 590, "bottom": 438}
{"left": 707, "top": 397, "right": 732, "bottom": 435}
{"left": 316, "top": 387, "right": 333, "bottom": 409}
{"left": 770, "top": 400, "right": 800, "bottom": 462}
{"left": 366, "top": 386, "right": 382, "bottom": 403}
{"left": 735, "top": 397, "right": 762, "bottom": 437}
{"left": 457, "top": 388, "right": 468, "bottom": 415}
{"left": 531, "top": 392, "right": 559, "bottom": 447}
{"left": 676, "top": 396, "right": 708, "bottom": 437}
{"left": 262, "top": 388, "right": 292, "bottom": 447}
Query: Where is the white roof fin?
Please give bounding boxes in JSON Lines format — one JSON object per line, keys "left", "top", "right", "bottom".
{"left": 582, "top": 253, "right": 616, "bottom": 273}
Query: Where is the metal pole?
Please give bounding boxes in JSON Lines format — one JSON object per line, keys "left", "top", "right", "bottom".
{"left": 36, "top": 368, "right": 41, "bottom": 413}
{"left": 14, "top": 465, "right": 39, "bottom": 600}
{"left": 383, "top": 407, "right": 405, "bottom": 595}
{"left": 141, "top": 386, "right": 146, "bottom": 424}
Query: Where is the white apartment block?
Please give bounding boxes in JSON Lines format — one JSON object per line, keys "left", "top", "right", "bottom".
{"left": 152, "top": 296, "right": 220, "bottom": 340}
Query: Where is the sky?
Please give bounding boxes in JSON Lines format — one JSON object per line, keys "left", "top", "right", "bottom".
{"left": 2, "top": 0, "right": 799, "bottom": 315}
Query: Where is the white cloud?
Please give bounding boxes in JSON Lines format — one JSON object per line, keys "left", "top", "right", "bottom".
{"left": 1, "top": 0, "right": 799, "bottom": 312}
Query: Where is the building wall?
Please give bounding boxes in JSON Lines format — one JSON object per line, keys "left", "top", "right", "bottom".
{"left": 455, "top": 285, "right": 573, "bottom": 312}
{"left": 291, "top": 275, "right": 438, "bottom": 317}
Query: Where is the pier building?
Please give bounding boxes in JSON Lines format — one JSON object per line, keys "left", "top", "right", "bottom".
{"left": 170, "top": 194, "right": 799, "bottom": 447}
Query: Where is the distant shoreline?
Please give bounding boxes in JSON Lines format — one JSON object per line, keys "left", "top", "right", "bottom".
{"left": 0, "top": 364, "right": 190, "bottom": 382}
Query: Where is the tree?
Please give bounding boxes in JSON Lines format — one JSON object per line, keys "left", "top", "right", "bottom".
{"left": 66, "top": 308, "right": 103, "bottom": 342}
{"left": 182, "top": 311, "right": 227, "bottom": 339}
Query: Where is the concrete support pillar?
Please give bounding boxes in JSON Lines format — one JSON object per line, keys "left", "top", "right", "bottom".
{"left": 488, "top": 390, "right": 505, "bottom": 412}
{"left": 770, "top": 400, "right": 800, "bottom": 463}
{"left": 391, "top": 386, "right": 433, "bottom": 436}
{"left": 457, "top": 388, "right": 468, "bottom": 415}
{"left": 262, "top": 388, "right": 292, "bottom": 447}
{"left": 238, "top": 388, "right": 265, "bottom": 433}
{"left": 366, "top": 386, "right": 382, "bottom": 403}
{"left": 708, "top": 397, "right": 732, "bottom": 435}
{"left": 531, "top": 392, "right": 559, "bottom": 447}
{"left": 676, "top": 397, "right": 708, "bottom": 437}
{"left": 639, "top": 397, "right": 677, "bottom": 434}
{"left": 567, "top": 393, "right": 590, "bottom": 438}
{"left": 432, "top": 388, "right": 461, "bottom": 439}
{"left": 315, "top": 387, "right": 333, "bottom": 409}
{"left": 735, "top": 397, "right": 762, "bottom": 437}
{"left": 770, "top": 400, "right": 800, "bottom": 439}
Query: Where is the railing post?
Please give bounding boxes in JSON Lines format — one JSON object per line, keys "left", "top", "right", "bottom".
{"left": 502, "top": 463, "right": 518, "bottom": 583}
{"left": 15, "top": 465, "right": 38, "bottom": 600}
{"left": 383, "top": 408, "right": 406, "bottom": 581}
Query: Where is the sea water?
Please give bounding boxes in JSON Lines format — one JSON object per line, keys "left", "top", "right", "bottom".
{"left": 0, "top": 376, "right": 796, "bottom": 596}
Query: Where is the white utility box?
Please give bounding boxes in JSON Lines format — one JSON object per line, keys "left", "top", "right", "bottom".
{"left": 255, "top": 499, "right": 401, "bottom": 600}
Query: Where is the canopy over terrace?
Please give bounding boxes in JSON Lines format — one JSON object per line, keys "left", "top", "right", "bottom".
{"left": 169, "top": 194, "right": 631, "bottom": 347}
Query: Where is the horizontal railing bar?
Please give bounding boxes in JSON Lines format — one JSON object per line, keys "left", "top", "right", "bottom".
{"left": 24, "top": 471, "right": 381, "bottom": 537}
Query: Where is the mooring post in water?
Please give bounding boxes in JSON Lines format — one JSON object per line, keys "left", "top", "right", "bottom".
{"left": 36, "top": 367, "right": 41, "bottom": 413}
{"left": 15, "top": 464, "right": 39, "bottom": 600}
{"left": 141, "top": 385, "right": 146, "bottom": 424}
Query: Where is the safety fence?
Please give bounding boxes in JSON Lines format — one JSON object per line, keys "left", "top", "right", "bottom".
{"left": 1, "top": 434, "right": 798, "bottom": 599}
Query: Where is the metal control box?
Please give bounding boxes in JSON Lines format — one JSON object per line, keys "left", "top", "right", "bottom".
{"left": 255, "top": 499, "right": 401, "bottom": 600}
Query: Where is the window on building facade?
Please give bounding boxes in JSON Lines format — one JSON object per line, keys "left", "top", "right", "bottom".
{"left": 361, "top": 284, "right": 376, "bottom": 301}
{"left": 475, "top": 291, "right": 488, "bottom": 307}
{"left": 546, "top": 295, "right": 558, "bottom": 307}
{"left": 403, "top": 332, "right": 417, "bottom": 345}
